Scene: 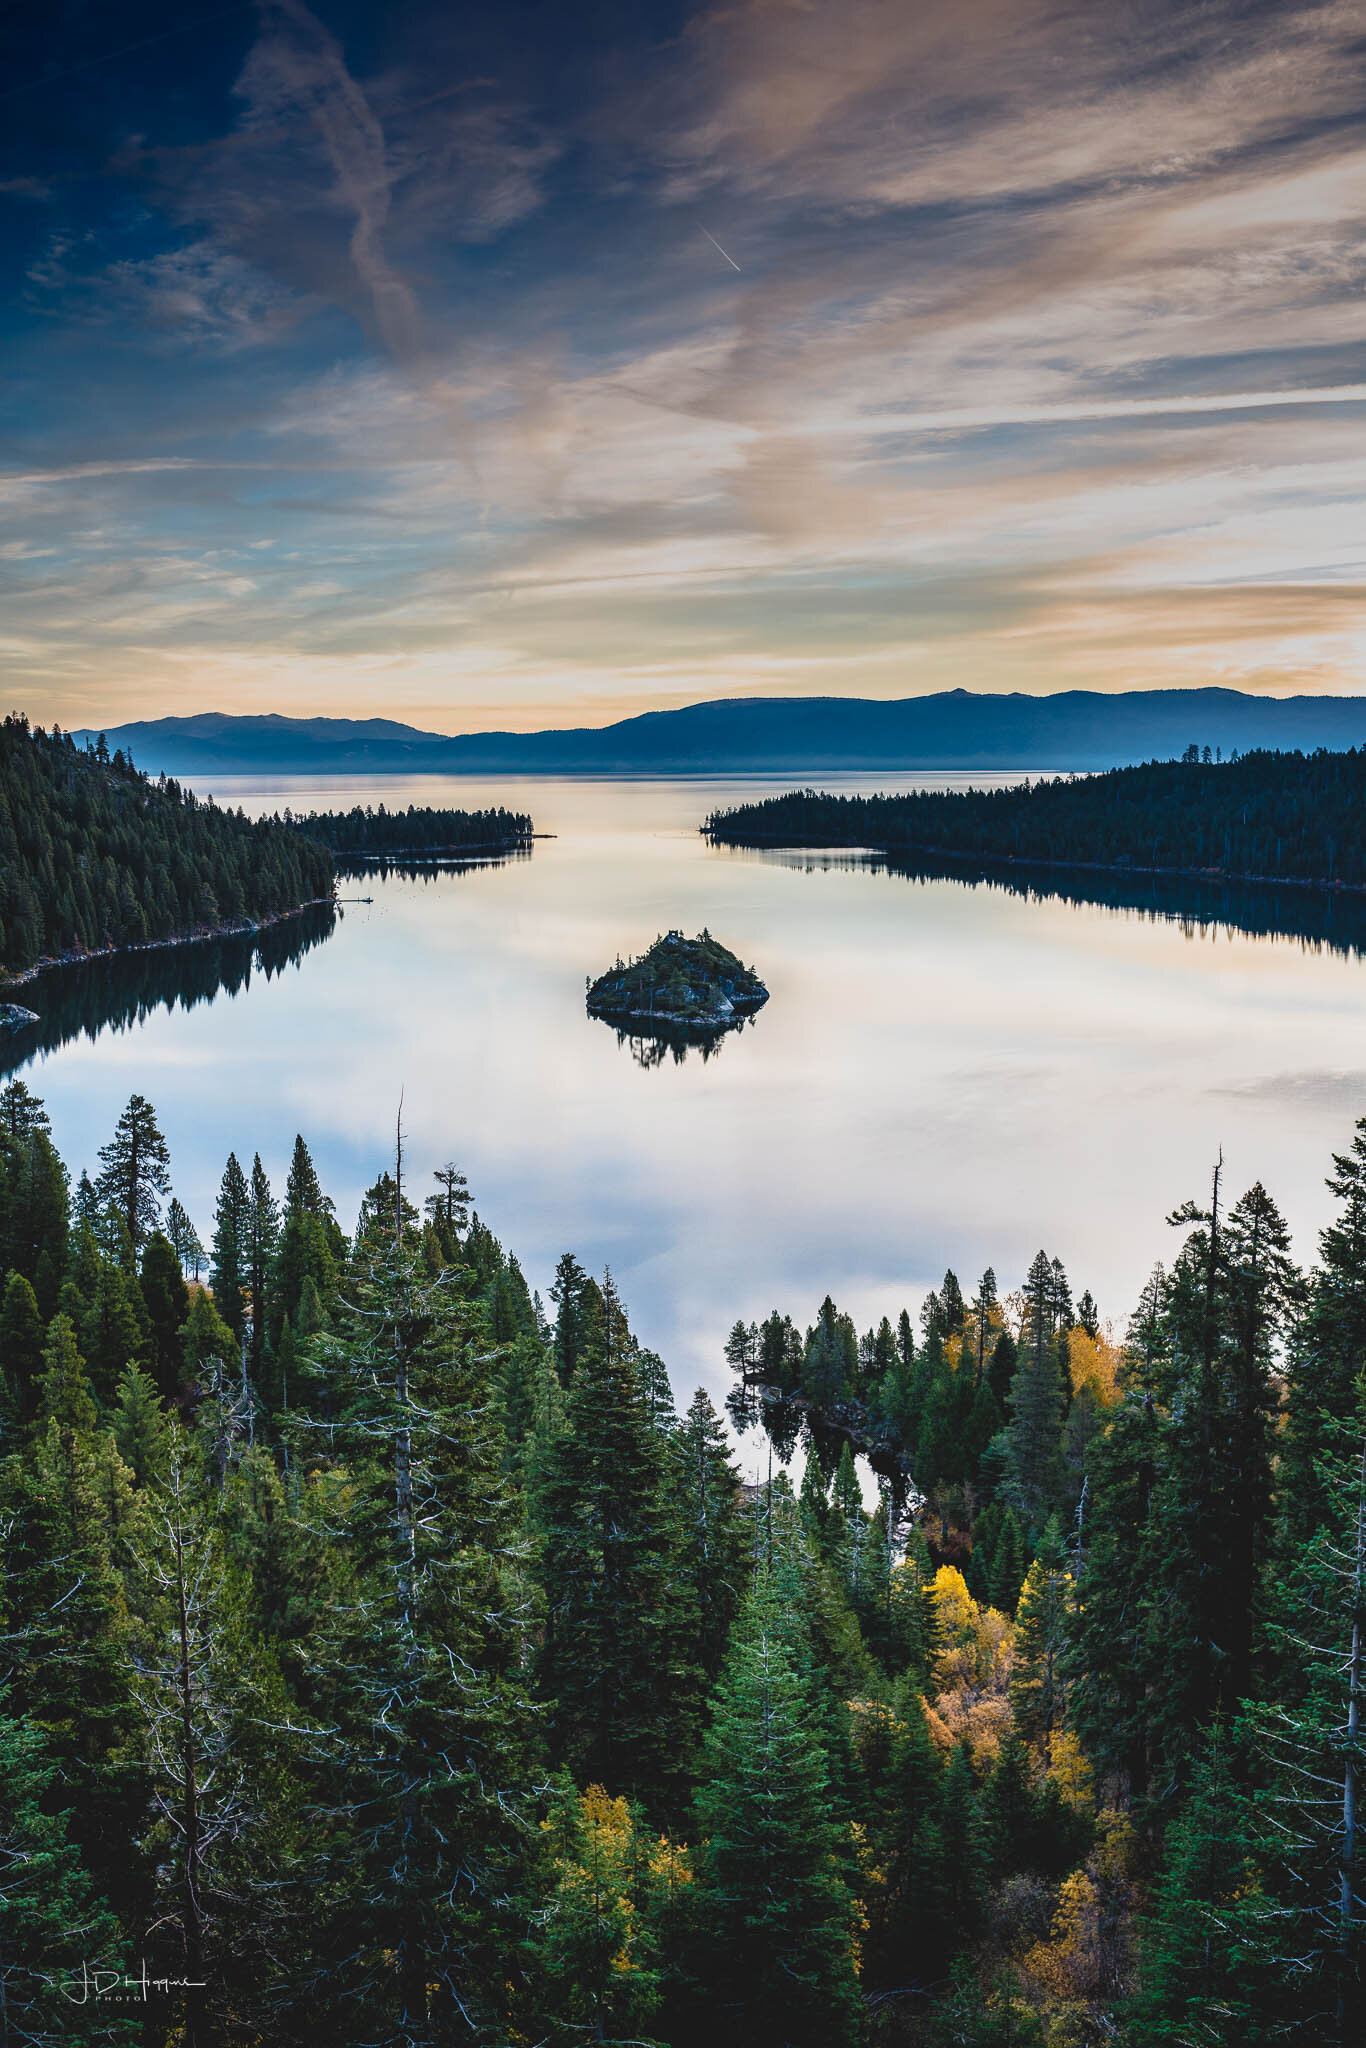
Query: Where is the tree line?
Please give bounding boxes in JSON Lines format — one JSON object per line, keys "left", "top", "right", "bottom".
{"left": 704, "top": 748, "right": 1366, "bottom": 888}
{"left": 276, "top": 801, "right": 533, "bottom": 858}
{"left": 1, "top": 1080, "right": 1363, "bottom": 2043}
{"left": 0, "top": 718, "right": 335, "bottom": 978}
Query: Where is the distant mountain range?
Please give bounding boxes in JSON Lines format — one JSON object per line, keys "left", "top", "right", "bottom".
{"left": 73, "top": 690, "right": 1366, "bottom": 779}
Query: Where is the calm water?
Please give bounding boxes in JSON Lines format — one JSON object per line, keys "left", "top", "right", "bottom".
{"left": 10, "top": 771, "right": 1366, "bottom": 1454}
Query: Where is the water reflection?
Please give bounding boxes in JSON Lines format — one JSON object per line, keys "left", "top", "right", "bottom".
{"left": 725, "top": 844, "right": 1366, "bottom": 960}
{"left": 336, "top": 849, "right": 532, "bottom": 886}
{"left": 726, "top": 1379, "right": 915, "bottom": 1502}
{"left": 598, "top": 1013, "right": 762, "bottom": 1069}
{"left": 0, "top": 904, "right": 338, "bottom": 1077}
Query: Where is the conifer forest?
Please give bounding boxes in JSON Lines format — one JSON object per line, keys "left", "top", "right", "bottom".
{"left": 1, "top": 1069, "right": 1363, "bottom": 2046}
{"left": 705, "top": 750, "right": 1366, "bottom": 889}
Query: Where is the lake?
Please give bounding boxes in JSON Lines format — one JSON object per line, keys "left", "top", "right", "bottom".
{"left": 9, "top": 770, "right": 1366, "bottom": 1460}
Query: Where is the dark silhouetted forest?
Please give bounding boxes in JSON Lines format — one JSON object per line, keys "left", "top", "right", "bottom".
{"left": 279, "top": 801, "right": 533, "bottom": 857}
{"left": 705, "top": 749, "right": 1366, "bottom": 887}
{"left": 0, "top": 717, "right": 334, "bottom": 978}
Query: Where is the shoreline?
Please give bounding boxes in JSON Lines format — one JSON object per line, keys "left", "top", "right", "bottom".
{"left": 0, "top": 893, "right": 337, "bottom": 996}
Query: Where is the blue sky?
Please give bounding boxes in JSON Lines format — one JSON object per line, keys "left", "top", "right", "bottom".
{"left": 3, "top": 0, "right": 1366, "bottom": 731}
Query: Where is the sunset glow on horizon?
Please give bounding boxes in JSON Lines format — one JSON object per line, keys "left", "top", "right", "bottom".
{"left": 4, "top": 0, "right": 1366, "bottom": 732}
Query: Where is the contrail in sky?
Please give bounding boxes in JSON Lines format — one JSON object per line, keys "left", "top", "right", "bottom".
{"left": 698, "top": 225, "right": 741, "bottom": 271}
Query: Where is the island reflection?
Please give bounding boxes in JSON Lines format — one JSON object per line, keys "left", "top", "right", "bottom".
{"left": 600, "top": 1014, "right": 762, "bottom": 1070}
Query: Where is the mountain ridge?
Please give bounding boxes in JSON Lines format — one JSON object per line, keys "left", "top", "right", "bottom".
{"left": 72, "top": 688, "right": 1366, "bottom": 777}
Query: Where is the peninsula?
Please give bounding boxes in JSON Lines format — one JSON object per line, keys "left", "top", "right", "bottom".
{"left": 586, "top": 929, "right": 768, "bottom": 1034}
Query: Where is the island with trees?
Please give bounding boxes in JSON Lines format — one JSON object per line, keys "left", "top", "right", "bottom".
{"left": 704, "top": 746, "right": 1366, "bottom": 890}
{"left": 0, "top": 1075, "right": 1363, "bottom": 2043}
{"left": 277, "top": 799, "right": 533, "bottom": 860}
{"left": 586, "top": 928, "right": 769, "bottom": 1038}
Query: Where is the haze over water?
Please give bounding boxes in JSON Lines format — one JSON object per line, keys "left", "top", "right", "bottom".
{"left": 11, "top": 771, "right": 1366, "bottom": 1444}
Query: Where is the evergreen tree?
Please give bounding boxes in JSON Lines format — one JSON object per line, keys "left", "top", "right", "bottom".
{"left": 0, "top": 1689, "right": 126, "bottom": 2037}
{"left": 549, "top": 1250, "right": 590, "bottom": 1383}
{"left": 988, "top": 1327, "right": 1018, "bottom": 1410}
{"left": 690, "top": 1575, "right": 862, "bottom": 2048}
{"left": 209, "top": 1151, "right": 251, "bottom": 1338}
{"left": 676, "top": 1388, "right": 749, "bottom": 1680}
{"left": 1283, "top": 1116, "right": 1366, "bottom": 1542}
{"left": 1124, "top": 1737, "right": 1279, "bottom": 2046}
{"left": 1009, "top": 1514, "right": 1072, "bottom": 1750}
{"left": 0, "top": 1330, "right": 142, "bottom": 1907}
{"left": 0, "top": 1268, "right": 43, "bottom": 1425}
{"left": 246, "top": 1151, "right": 279, "bottom": 1381}
{"left": 0, "top": 1076, "right": 49, "bottom": 1140}
{"left": 94, "top": 1092, "right": 171, "bottom": 1254}
{"left": 132, "top": 1448, "right": 304, "bottom": 2042}
{"left": 1004, "top": 1250, "right": 1067, "bottom": 1534}
{"left": 140, "top": 1227, "right": 189, "bottom": 1398}
{"left": 165, "top": 1194, "right": 206, "bottom": 1278}
{"left": 76, "top": 1255, "right": 146, "bottom": 1406}
{"left": 299, "top": 1229, "right": 540, "bottom": 2043}
{"left": 179, "top": 1287, "right": 238, "bottom": 1387}
{"left": 112, "top": 1360, "right": 172, "bottom": 1486}
{"left": 537, "top": 1278, "right": 699, "bottom": 1808}
{"left": 424, "top": 1160, "right": 471, "bottom": 1245}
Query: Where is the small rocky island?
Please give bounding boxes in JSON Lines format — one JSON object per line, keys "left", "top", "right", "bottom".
{"left": 586, "top": 929, "right": 768, "bottom": 1042}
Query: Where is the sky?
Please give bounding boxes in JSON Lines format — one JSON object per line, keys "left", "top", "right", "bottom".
{"left": 2, "top": 0, "right": 1366, "bottom": 734}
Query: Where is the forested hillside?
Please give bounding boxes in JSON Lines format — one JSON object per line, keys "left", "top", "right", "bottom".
{"left": 705, "top": 748, "right": 1366, "bottom": 887}
{"left": 0, "top": 716, "right": 334, "bottom": 978}
{"left": 0, "top": 1078, "right": 1363, "bottom": 2042}
{"left": 280, "top": 800, "right": 533, "bottom": 858}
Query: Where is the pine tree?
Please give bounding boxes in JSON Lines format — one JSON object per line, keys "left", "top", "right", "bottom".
{"left": 549, "top": 1250, "right": 590, "bottom": 1383}
{"left": 0, "top": 1076, "right": 49, "bottom": 1140}
{"left": 1010, "top": 1514, "right": 1072, "bottom": 1750}
{"left": 113, "top": 1360, "right": 172, "bottom": 1486}
{"left": 856, "top": 1684, "right": 952, "bottom": 1995}
{"left": 179, "top": 1287, "right": 238, "bottom": 1387}
{"left": 246, "top": 1152, "right": 279, "bottom": 1383}
{"left": 988, "top": 1504, "right": 1026, "bottom": 1614}
{"left": 209, "top": 1151, "right": 250, "bottom": 1337}
{"left": 691, "top": 1576, "right": 862, "bottom": 2048}
{"left": 424, "top": 1160, "right": 471, "bottom": 1246}
{"left": 165, "top": 1194, "right": 206, "bottom": 1278}
{"left": 298, "top": 1226, "right": 539, "bottom": 2042}
{"left": 0, "top": 1268, "right": 43, "bottom": 1425}
{"left": 76, "top": 1255, "right": 146, "bottom": 1406}
{"left": 676, "top": 1388, "right": 749, "bottom": 1680}
{"left": 1283, "top": 1116, "right": 1366, "bottom": 1542}
{"left": 141, "top": 1227, "right": 189, "bottom": 1397}
{"left": 1065, "top": 1385, "right": 1165, "bottom": 1799}
{"left": 537, "top": 1278, "right": 699, "bottom": 1808}
{"left": 0, "top": 1332, "right": 142, "bottom": 1908}
{"left": 1124, "top": 1736, "right": 1280, "bottom": 2045}
{"left": 94, "top": 1091, "right": 171, "bottom": 1254}
{"left": 1144, "top": 1168, "right": 1294, "bottom": 1774}
{"left": 1005, "top": 1251, "right": 1066, "bottom": 1532}
{"left": 132, "top": 1446, "right": 304, "bottom": 2044}
{"left": 0, "top": 1688, "right": 126, "bottom": 2036}
{"left": 940, "top": 1742, "right": 987, "bottom": 1939}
